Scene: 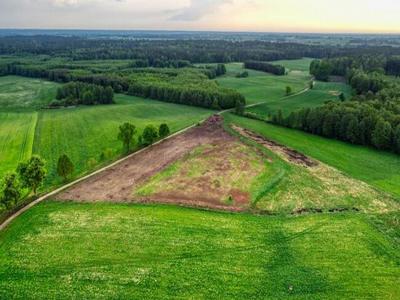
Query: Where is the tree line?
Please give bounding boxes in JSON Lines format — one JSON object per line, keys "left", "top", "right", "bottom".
{"left": 52, "top": 82, "right": 114, "bottom": 107}
{"left": 1, "top": 62, "right": 243, "bottom": 110}
{"left": 271, "top": 100, "right": 400, "bottom": 153}
{"left": 244, "top": 61, "right": 285, "bottom": 75}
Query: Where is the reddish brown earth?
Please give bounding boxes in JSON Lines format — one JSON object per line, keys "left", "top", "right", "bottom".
{"left": 231, "top": 125, "right": 317, "bottom": 167}
{"left": 56, "top": 115, "right": 250, "bottom": 211}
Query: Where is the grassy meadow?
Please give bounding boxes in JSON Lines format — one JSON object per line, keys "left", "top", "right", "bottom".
{"left": 0, "top": 76, "right": 59, "bottom": 110}
{"left": 225, "top": 114, "right": 400, "bottom": 199}
{"left": 217, "top": 61, "right": 312, "bottom": 105}
{"left": 0, "top": 201, "right": 398, "bottom": 299}
{"left": 247, "top": 81, "right": 352, "bottom": 117}
{"left": 0, "top": 112, "right": 37, "bottom": 176}
{"left": 0, "top": 76, "right": 213, "bottom": 188}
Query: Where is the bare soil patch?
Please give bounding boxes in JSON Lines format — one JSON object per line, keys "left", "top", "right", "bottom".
{"left": 56, "top": 115, "right": 267, "bottom": 211}
{"left": 231, "top": 125, "right": 317, "bottom": 167}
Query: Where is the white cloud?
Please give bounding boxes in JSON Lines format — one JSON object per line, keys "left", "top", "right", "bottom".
{"left": 170, "top": 0, "right": 232, "bottom": 21}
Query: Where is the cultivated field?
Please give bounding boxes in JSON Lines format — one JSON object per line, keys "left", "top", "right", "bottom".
{"left": 0, "top": 201, "right": 398, "bottom": 299}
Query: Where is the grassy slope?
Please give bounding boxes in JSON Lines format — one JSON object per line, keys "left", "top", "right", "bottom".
{"left": 217, "top": 62, "right": 311, "bottom": 105}
{"left": 0, "top": 76, "right": 59, "bottom": 110}
{"left": 247, "top": 81, "right": 352, "bottom": 117}
{"left": 33, "top": 95, "right": 212, "bottom": 186}
{"left": 225, "top": 114, "right": 400, "bottom": 199}
{"left": 0, "top": 112, "right": 37, "bottom": 177}
{"left": 0, "top": 201, "right": 398, "bottom": 299}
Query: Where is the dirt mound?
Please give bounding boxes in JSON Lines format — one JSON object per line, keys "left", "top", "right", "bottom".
{"left": 231, "top": 125, "right": 317, "bottom": 167}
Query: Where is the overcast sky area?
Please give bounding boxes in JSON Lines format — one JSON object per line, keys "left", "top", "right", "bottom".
{"left": 0, "top": 0, "right": 399, "bottom": 33}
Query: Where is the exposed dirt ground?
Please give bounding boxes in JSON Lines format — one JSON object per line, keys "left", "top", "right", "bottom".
{"left": 231, "top": 125, "right": 317, "bottom": 167}
{"left": 135, "top": 140, "right": 268, "bottom": 211}
{"left": 56, "top": 115, "right": 263, "bottom": 211}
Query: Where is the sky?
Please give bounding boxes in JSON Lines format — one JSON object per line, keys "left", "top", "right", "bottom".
{"left": 0, "top": 0, "right": 399, "bottom": 33}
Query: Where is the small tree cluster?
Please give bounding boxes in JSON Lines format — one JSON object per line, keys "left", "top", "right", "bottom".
{"left": 53, "top": 82, "right": 114, "bottom": 107}
{"left": 0, "top": 156, "right": 46, "bottom": 214}
{"left": 244, "top": 61, "right": 285, "bottom": 76}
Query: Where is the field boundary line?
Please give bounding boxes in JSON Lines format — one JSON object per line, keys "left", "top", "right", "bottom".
{"left": 0, "top": 120, "right": 206, "bottom": 231}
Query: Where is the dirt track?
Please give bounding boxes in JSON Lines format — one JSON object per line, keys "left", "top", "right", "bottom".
{"left": 56, "top": 116, "right": 237, "bottom": 204}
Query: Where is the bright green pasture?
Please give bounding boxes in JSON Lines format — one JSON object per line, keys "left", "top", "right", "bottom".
{"left": 271, "top": 58, "right": 314, "bottom": 72}
{"left": 225, "top": 114, "right": 400, "bottom": 199}
{"left": 0, "top": 112, "right": 37, "bottom": 177}
{"left": 0, "top": 201, "right": 398, "bottom": 299}
{"left": 218, "top": 62, "right": 311, "bottom": 105}
{"left": 0, "top": 76, "right": 58, "bottom": 110}
{"left": 33, "top": 95, "right": 212, "bottom": 186}
{"left": 247, "top": 81, "right": 352, "bottom": 117}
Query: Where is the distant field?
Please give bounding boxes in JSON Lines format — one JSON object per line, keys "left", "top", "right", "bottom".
{"left": 225, "top": 114, "right": 400, "bottom": 199}
{"left": 0, "top": 112, "right": 37, "bottom": 177}
{"left": 218, "top": 61, "right": 311, "bottom": 105}
{"left": 0, "top": 76, "right": 58, "bottom": 110}
{"left": 33, "top": 95, "right": 212, "bottom": 186}
{"left": 270, "top": 58, "right": 314, "bottom": 72}
{"left": 247, "top": 81, "right": 352, "bottom": 117}
{"left": 0, "top": 201, "right": 398, "bottom": 299}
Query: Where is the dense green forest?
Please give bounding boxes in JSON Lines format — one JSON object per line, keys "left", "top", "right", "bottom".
{"left": 268, "top": 55, "right": 400, "bottom": 153}
{"left": 244, "top": 61, "right": 285, "bottom": 75}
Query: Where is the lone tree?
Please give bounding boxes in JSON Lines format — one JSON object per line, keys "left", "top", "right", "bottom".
{"left": 142, "top": 125, "right": 158, "bottom": 146}
{"left": 57, "top": 154, "right": 74, "bottom": 182}
{"left": 286, "top": 86, "right": 292, "bottom": 96}
{"left": 118, "top": 122, "right": 136, "bottom": 153}
{"left": 17, "top": 155, "right": 46, "bottom": 195}
{"left": 0, "top": 172, "right": 21, "bottom": 209}
{"left": 158, "top": 123, "right": 170, "bottom": 139}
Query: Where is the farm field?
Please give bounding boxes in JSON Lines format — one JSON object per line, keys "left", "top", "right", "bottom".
{"left": 0, "top": 112, "right": 37, "bottom": 176}
{"left": 247, "top": 81, "right": 352, "bottom": 118}
{"left": 225, "top": 113, "right": 400, "bottom": 199}
{"left": 0, "top": 201, "right": 398, "bottom": 299}
{"left": 33, "top": 95, "right": 213, "bottom": 187}
{"left": 217, "top": 61, "right": 312, "bottom": 105}
{"left": 0, "top": 76, "right": 59, "bottom": 110}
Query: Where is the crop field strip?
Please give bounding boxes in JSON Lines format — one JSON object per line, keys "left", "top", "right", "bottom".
{"left": 0, "top": 202, "right": 398, "bottom": 299}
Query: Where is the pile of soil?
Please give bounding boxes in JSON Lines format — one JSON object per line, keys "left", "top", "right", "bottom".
{"left": 231, "top": 125, "right": 317, "bottom": 167}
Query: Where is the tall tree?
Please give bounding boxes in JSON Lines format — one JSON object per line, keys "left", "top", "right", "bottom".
{"left": 118, "top": 122, "right": 136, "bottom": 153}
{"left": 57, "top": 154, "right": 74, "bottom": 182}
{"left": 17, "top": 156, "right": 46, "bottom": 195}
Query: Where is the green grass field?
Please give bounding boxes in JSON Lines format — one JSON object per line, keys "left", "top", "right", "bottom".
{"left": 225, "top": 114, "right": 400, "bottom": 199}
{"left": 0, "top": 76, "right": 212, "bottom": 187}
{"left": 0, "top": 112, "right": 37, "bottom": 176}
{"left": 0, "top": 76, "right": 59, "bottom": 110}
{"left": 33, "top": 95, "right": 212, "bottom": 186}
{"left": 217, "top": 61, "right": 312, "bottom": 105}
{"left": 0, "top": 201, "right": 398, "bottom": 299}
{"left": 247, "top": 81, "right": 352, "bottom": 117}
{"left": 270, "top": 58, "right": 314, "bottom": 72}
